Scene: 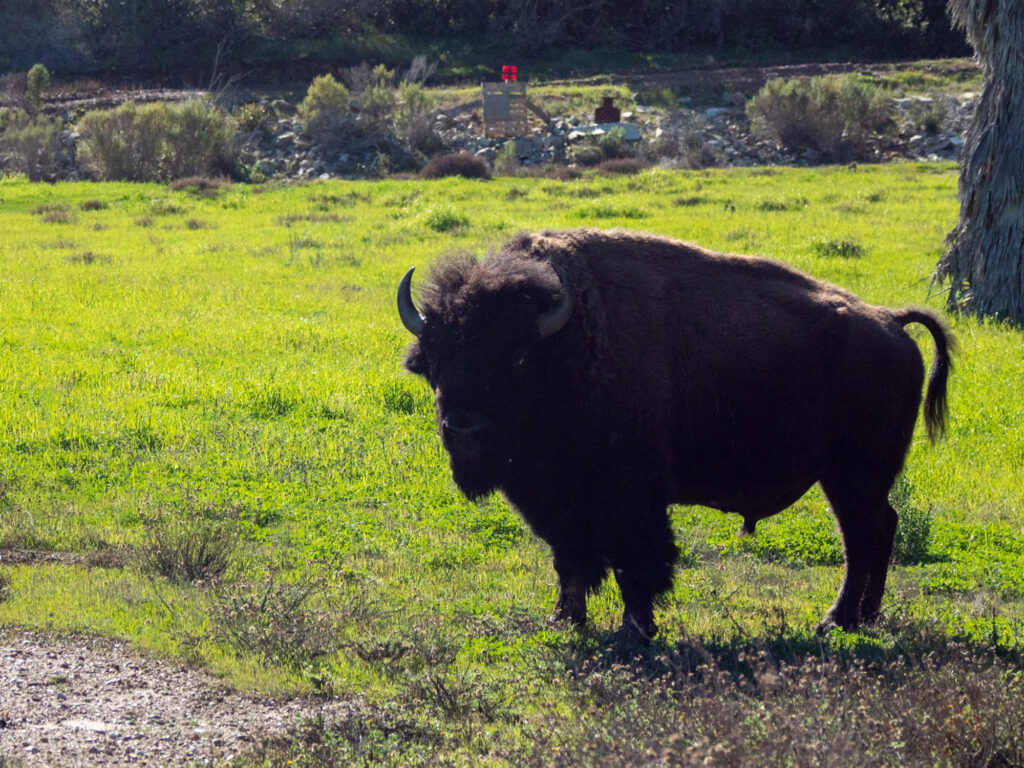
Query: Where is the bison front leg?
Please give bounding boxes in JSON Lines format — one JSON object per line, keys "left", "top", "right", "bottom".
{"left": 548, "top": 547, "right": 604, "bottom": 628}
{"left": 609, "top": 507, "right": 679, "bottom": 644}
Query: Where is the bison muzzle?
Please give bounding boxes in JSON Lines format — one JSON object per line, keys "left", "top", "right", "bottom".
{"left": 398, "top": 228, "right": 952, "bottom": 642}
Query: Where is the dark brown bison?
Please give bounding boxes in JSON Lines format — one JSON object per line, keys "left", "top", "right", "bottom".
{"left": 397, "top": 228, "right": 951, "bottom": 641}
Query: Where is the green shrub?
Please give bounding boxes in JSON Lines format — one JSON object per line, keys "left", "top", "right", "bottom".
{"left": 890, "top": 476, "right": 933, "bottom": 565}
{"left": 212, "top": 571, "right": 347, "bottom": 672}
{"left": 298, "top": 74, "right": 351, "bottom": 145}
{"left": 140, "top": 494, "right": 238, "bottom": 585}
{"left": 747, "top": 74, "right": 894, "bottom": 161}
{"left": 597, "top": 125, "right": 631, "bottom": 159}
{"left": 424, "top": 204, "right": 470, "bottom": 232}
{"left": 235, "top": 101, "right": 276, "bottom": 134}
{"left": 813, "top": 238, "right": 865, "bottom": 258}
{"left": 568, "top": 143, "right": 604, "bottom": 166}
{"left": 78, "top": 100, "right": 236, "bottom": 182}
{"left": 25, "top": 63, "right": 49, "bottom": 114}
{"left": 419, "top": 152, "right": 490, "bottom": 180}
{"left": 0, "top": 111, "right": 67, "bottom": 181}
{"left": 360, "top": 65, "right": 398, "bottom": 127}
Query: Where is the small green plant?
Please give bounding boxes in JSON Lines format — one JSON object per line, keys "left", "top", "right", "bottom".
{"left": 212, "top": 570, "right": 347, "bottom": 671}
{"left": 360, "top": 65, "right": 398, "bottom": 127}
{"left": 890, "top": 475, "right": 933, "bottom": 565}
{"left": 597, "top": 125, "right": 631, "bottom": 160}
{"left": 25, "top": 63, "right": 50, "bottom": 114}
{"left": 235, "top": 101, "right": 276, "bottom": 134}
{"left": 0, "top": 569, "right": 11, "bottom": 603}
{"left": 813, "top": 238, "right": 865, "bottom": 258}
{"left": 140, "top": 495, "right": 238, "bottom": 585}
{"left": 424, "top": 204, "right": 470, "bottom": 232}
{"left": 494, "top": 141, "right": 520, "bottom": 176}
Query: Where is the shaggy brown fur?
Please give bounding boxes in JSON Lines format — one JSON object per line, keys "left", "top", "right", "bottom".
{"left": 401, "top": 228, "right": 952, "bottom": 641}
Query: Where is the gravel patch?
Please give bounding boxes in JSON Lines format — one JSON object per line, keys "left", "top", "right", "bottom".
{"left": 0, "top": 629, "right": 359, "bottom": 767}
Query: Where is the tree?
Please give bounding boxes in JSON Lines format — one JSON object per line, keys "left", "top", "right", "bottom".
{"left": 934, "top": 0, "right": 1024, "bottom": 323}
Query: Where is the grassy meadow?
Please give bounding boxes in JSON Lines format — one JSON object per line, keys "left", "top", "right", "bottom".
{"left": 2, "top": 164, "right": 1024, "bottom": 765}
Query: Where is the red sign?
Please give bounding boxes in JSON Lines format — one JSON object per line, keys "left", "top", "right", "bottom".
{"left": 502, "top": 65, "right": 517, "bottom": 82}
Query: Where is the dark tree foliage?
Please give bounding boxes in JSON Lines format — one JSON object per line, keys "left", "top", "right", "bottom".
{"left": 0, "top": 0, "right": 967, "bottom": 75}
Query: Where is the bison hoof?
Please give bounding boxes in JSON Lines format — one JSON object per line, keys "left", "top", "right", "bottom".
{"left": 549, "top": 603, "right": 587, "bottom": 629}
{"left": 815, "top": 610, "right": 860, "bottom": 636}
{"left": 616, "top": 612, "right": 657, "bottom": 646}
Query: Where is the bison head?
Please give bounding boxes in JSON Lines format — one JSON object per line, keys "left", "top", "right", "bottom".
{"left": 398, "top": 253, "right": 572, "bottom": 499}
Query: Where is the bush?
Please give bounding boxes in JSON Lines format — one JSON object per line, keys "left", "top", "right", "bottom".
{"left": 25, "top": 63, "right": 49, "bottom": 114}
{"left": 297, "top": 74, "right": 351, "bottom": 146}
{"left": 212, "top": 571, "right": 347, "bottom": 671}
{"left": 890, "top": 475, "right": 933, "bottom": 565}
{"left": 746, "top": 74, "right": 894, "bottom": 161}
{"left": 419, "top": 152, "right": 490, "bottom": 180}
{"left": 77, "top": 100, "right": 236, "bottom": 181}
{"left": 140, "top": 497, "right": 238, "bottom": 585}
{"left": 235, "top": 101, "right": 276, "bottom": 134}
{"left": 360, "top": 65, "right": 398, "bottom": 128}
{"left": 0, "top": 111, "right": 68, "bottom": 181}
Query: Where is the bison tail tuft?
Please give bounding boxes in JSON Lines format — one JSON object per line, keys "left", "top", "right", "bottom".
{"left": 895, "top": 308, "right": 955, "bottom": 442}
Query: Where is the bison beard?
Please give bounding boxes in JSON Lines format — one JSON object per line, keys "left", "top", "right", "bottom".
{"left": 398, "top": 228, "right": 952, "bottom": 643}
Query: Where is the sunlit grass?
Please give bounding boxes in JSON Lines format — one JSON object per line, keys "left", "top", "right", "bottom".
{"left": 1, "top": 164, "right": 1023, "bottom": 763}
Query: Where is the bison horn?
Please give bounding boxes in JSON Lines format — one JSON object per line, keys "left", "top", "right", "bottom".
{"left": 397, "top": 266, "right": 426, "bottom": 337}
{"left": 537, "top": 264, "right": 573, "bottom": 338}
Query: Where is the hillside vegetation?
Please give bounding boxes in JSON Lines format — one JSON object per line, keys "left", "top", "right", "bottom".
{"left": 1, "top": 0, "right": 967, "bottom": 77}
{"left": 2, "top": 164, "right": 1024, "bottom": 764}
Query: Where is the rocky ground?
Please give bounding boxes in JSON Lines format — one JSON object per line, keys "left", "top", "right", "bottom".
{"left": 4, "top": 60, "right": 978, "bottom": 182}
{"left": 0, "top": 628, "right": 359, "bottom": 767}
{"left": 242, "top": 82, "right": 974, "bottom": 180}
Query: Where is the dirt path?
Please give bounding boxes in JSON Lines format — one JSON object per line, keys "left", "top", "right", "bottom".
{"left": 0, "top": 629, "right": 358, "bottom": 767}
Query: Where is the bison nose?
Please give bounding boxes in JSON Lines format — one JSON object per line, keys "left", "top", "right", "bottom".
{"left": 441, "top": 411, "right": 491, "bottom": 454}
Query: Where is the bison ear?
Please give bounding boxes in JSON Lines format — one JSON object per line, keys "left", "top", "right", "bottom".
{"left": 536, "top": 264, "right": 573, "bottom": 338}
{"left": 404, "top": 342, "right": 429, "bottom": 377}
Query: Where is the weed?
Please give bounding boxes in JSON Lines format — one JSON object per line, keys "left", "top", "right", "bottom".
{"left": 755, "top": 195, "right": 808, "bottom": 211}
{"left": 423, "top": 204, "right": 469, "bottom": 232}
{"left": 140, "top": 495, "right": 238, "bottom": 585}
{"left": 78, "top": 199, "right": 107, "bottom": 211}
{"left": 66, "top": 251, "right": 108, "bottom": 265}
{"left": 673, "top": 195, "right": 707, "bottom": 206}
{"left": 211, "top": 570, "right": 347, "bottom": 670}
{"left": 813, "top": 238, "right": 866, "bottom": 258}
{"left": 891, "top": 476, "right": 934, "bottom": 565}
{"left": 0, "top": 570, "right": 10, "bottom": 603}
{"left": 185, "top": 219, "right": 214, "bottom": 230}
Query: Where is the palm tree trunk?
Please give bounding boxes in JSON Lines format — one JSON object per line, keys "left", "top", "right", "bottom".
{"left": 934, "top": 0, "right": 1024, "bottom": 323}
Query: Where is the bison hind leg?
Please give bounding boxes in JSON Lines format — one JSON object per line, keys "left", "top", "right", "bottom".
{"left": 817, "top": 472, "right": 899, "bottom": 633}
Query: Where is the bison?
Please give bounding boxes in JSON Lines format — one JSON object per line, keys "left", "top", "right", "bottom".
{"left": 397, "top": 228, "right": 952, "bottom": 641}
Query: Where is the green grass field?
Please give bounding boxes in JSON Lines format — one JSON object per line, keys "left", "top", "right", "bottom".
{"left": 2, "top": 164, "right": 1024, "bottom": 765}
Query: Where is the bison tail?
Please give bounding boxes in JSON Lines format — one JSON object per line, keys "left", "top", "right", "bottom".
{"left": 895, "top": 309, "right": 954, "bottom": 442}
